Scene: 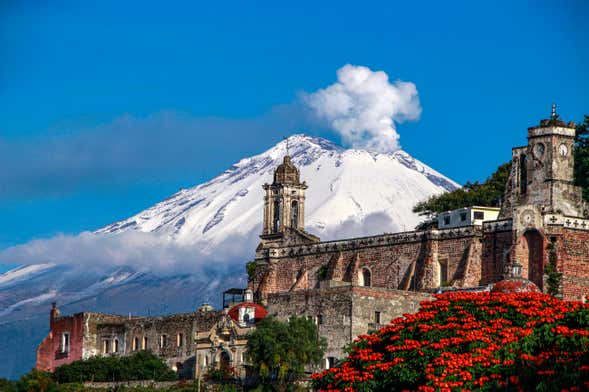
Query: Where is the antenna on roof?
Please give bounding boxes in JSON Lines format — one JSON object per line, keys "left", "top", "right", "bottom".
{"left": 551, "top": 102, "right": 557, "bottom": 120}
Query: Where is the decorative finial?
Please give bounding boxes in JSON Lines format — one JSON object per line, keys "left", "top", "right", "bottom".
{"left": 551, "top": 103, "right": 557, "bottom": 120}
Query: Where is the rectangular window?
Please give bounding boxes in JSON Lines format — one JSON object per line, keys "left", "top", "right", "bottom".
{"left": 176, "top": 333, "right": 183, "bottom": 347}
{"left": 460, "top": 212, "right": 467, "bottom": 222}
{"left": 474, "top": 211, "right": 484, "bottom": 220}
{"left": 374, "top": 311, "right": 381, "bottom": 324}
{"left": 61, "top": 332, "right": 70, "bottom": 353}
{"left": 443, "top": 215, "right": 450, "bottom": 225}
{"left": 316, "top": 315, "right": 323, "bottom": 325}
{"left": 160, "top": 335, "right": 167, "bottom": 349}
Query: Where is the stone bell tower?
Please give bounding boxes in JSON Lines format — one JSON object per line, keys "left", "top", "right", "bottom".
{"left": 501, "top": 104, "right": 587, "bottom": 223}
{"left": 257, "top": 155, "right": 319, "bottom": 253}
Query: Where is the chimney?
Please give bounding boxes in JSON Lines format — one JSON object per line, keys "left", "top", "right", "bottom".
{"left": 50, "top": 302, "right": 60, "bottom": 327}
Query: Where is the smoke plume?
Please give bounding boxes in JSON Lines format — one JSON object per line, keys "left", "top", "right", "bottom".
{"left": 304, "top": 64, "right": 421, "bottom": 153}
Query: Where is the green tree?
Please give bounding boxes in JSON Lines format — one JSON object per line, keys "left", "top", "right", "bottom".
{"left": 53, "top": 351, "right": 176, "bottom": 383}
{"left": 0, "top": 378, "right": 17, "bottom": 392}
{"left": 413, "top": 162, "right": 512, "bottom": 217}
{"left": 575, "top": 115, "right": 589, "bottom": 203}
{"left": 15, "top": 369, "right": 55, "bottom": 392}
{"left": 246, "top": 315, "right": 327, "bottom": 390}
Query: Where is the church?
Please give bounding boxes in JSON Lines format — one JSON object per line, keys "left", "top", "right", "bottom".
{"left": 249, "top": 110, "right": 589, "bottom": 365}
{"left": 37, "top": 111, "right": 589, "bottom": 376}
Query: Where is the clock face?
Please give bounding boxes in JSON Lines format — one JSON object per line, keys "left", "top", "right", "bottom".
{"left": 559, "top": 144, "right": 568, "bottom": 157}
{"left": 535, "top": 143, "right": 545, "bottom": 158}
{"left": 520, "top": 209, "right": 534, "bottom": 226}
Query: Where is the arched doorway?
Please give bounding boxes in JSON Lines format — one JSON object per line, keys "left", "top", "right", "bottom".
{"left": 219, "top": 350, "right": 231, "bottom": 373}
{"left": 521, "top": 230, "right": 544, "bottom": 289}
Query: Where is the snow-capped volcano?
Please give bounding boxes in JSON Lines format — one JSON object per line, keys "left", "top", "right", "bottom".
{"left": 98, "top": 134, "right": 457, "bottom": 245}
{"left": 0, "top": 134, "right": 458, "bottom": 379}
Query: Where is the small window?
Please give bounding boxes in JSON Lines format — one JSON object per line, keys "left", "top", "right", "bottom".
{"left": 360, "top": 268, "right": 372, "bottom": 287}
{"left": 133, "top": 337, "right": 139, "bottom": 351}
{"left": 443, "top": 215, "right": 451, "bottom": 225}
{"left": 61, "top": 332, "right": 70, "bottom": 353}
{"left": 102, "top": 339, "right": 110, "bottom": 354}
{"left": 459, "top": 212, "right": 467, "bottom": 222}
{"left": 176, "top": 333, "right": 183, "bottom": 347}
{"left": 374, "top": 311, "right": 381, "bottom": 324}
{"left": 113, "top": 338, "right": 119, "bottom": 353}
{"left": 328, "top": 357, "right": 337, "bottom": 369}
{"left": 474, "top": 211, "right": 484, "bottom": 220}
{"left": 316, "top": 314, "right": 323, "bottom": 325}
{"left": 142, "top": 336, "right": 148, "bottom": 350}
{"left": 160, "top": 335, "right": 167, "bottom": 349}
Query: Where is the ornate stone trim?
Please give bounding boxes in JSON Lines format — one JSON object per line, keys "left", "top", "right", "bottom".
{"left": 482, "top": 219, "right": 513, "bottom": 233}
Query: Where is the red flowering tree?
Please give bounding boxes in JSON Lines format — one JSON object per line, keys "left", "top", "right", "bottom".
{"left": 312, "top": 292, "right": 589, "bottom": 391}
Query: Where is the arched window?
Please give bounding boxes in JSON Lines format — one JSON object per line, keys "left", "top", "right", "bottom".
{"left": 520, "top": 154, "right": 527, "bottom": 194}
{"left": 358, "top": 268, "right": 372, "bottom": 287}
{"left": 133, "top": 337, "right": 139, "bottom": 351}
{"left": 273, "top": 200, "right": 281, "bottom": 233}
{"left": 142, "top": 336, "right": 148, "bottom": 350}
{"left": 113, "top": 338, "right": 119, "bottom": 353}
{"left": 291, "top": 200, "right": 299, "bottom": 228}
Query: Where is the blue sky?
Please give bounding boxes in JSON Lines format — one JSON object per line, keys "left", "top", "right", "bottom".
{"left": 1, "top": 0, "right": 588, "bottom": 261}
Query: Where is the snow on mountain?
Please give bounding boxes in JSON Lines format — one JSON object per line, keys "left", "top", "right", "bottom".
{"left": 0, "top": 134, "right": 458, "bottom": 379}
{"left": 98, "top": 134, "right": 457, "bottom": 245}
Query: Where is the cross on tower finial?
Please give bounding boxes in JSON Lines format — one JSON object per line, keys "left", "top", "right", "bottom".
{"left": 551, "top": 102, "right": 557, "bottom": 120}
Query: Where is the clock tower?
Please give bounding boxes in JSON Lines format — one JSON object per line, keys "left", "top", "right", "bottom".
{"left": 501, "top": 105, "right": 587, "bottom": 228}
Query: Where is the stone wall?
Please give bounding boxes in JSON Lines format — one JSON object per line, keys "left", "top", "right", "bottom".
{"left": 266, "top": 286, "right": 431, "bottom": 365}
{"left": 254, "top": 227, "right": 482, "bottom": 301}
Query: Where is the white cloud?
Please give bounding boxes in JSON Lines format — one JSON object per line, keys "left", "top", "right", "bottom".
{"left": 304, "top": 64, "right": 422, "bottom": 153}
{"left": 0, "top": 229, "right": 259, "bottom": 277}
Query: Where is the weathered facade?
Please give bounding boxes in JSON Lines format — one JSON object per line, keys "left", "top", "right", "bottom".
{"left": 37, "top": 111, "right": 589, "bottom": 376}
{"left": 251, "top": 112, "right": 589, "bottom": 366}
{"left": 36, "top": 298, "right": 263, "bottom": 379}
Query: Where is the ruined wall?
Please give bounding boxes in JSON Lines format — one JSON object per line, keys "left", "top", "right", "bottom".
{"left": 559, "top": 228, "right": 589, "bottom": 301}
{"left": 36, "top": 313, "right": 86, "bottom": 372}
{"left": 481, "top": 221, "right": 514, "bottom": 285}
{"left": 254, "top": 227, "right": 482, "bottom": 301}
{"left": 266, "top": 286, "right": 431, "bottom": 365}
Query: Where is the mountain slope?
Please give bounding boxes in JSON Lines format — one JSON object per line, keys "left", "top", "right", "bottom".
{"left": 0, "top": 134, "right": 458, "bottom": 379}
{"left": 98, "top": 134, "right": 457, "bottom": 244}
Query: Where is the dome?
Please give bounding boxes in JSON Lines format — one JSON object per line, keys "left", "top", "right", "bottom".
{"left": 273, "top": 155, "right": 300, "bottom": 185}
{"left": 227, "top": 302, "right": 268, "bottom": 324}
{"left": 491, "top": 278, "right": 540, "bottom": 294}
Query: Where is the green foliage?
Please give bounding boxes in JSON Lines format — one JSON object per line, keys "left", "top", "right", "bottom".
{"left": 53, "top": 351, "right": 176, "bottom": 383}
{"left": 246, "top": 260, "right": 257, "bottom": 281}
{"left": 246, "top": 315, "right": 327, "bottom": 388}
{"left": 413, "top": 162, "right": 512, "bottom": 217}
{"left": 0, "top": 377, "right": 17, "bottom": 392}
{"left": 575, "top": 115, "right": 589, "bottom": 203}
{"left": 15, "top": 369, "right": 55, "bottom": 392}
{"left": 312, "top": 292, "right": 589, "bottom": 391}
{"left": 545, "top": 240, "right": 562, "bottom": 297}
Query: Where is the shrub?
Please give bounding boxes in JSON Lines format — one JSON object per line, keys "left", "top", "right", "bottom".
{"left": 312, "top": 292, "right": 589, "bottom": 391}
{"left": 53, "top": 350, "right": 176, "bottom": 383}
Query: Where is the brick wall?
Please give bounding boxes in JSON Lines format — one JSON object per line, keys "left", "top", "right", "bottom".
{"left": 253, "top": 228, "right": 482, "bottom": 301}
{"left": 559, "top": 229, "right": 589, "bottom": 301}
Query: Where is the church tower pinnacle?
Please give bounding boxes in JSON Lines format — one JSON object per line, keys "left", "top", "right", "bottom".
{"left": 258, "top": 152, "right": 319, "bottom": 253}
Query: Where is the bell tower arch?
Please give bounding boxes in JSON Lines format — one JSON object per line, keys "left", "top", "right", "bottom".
{"left": 258, "top": 155, "right": 319, "bottom": 252}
